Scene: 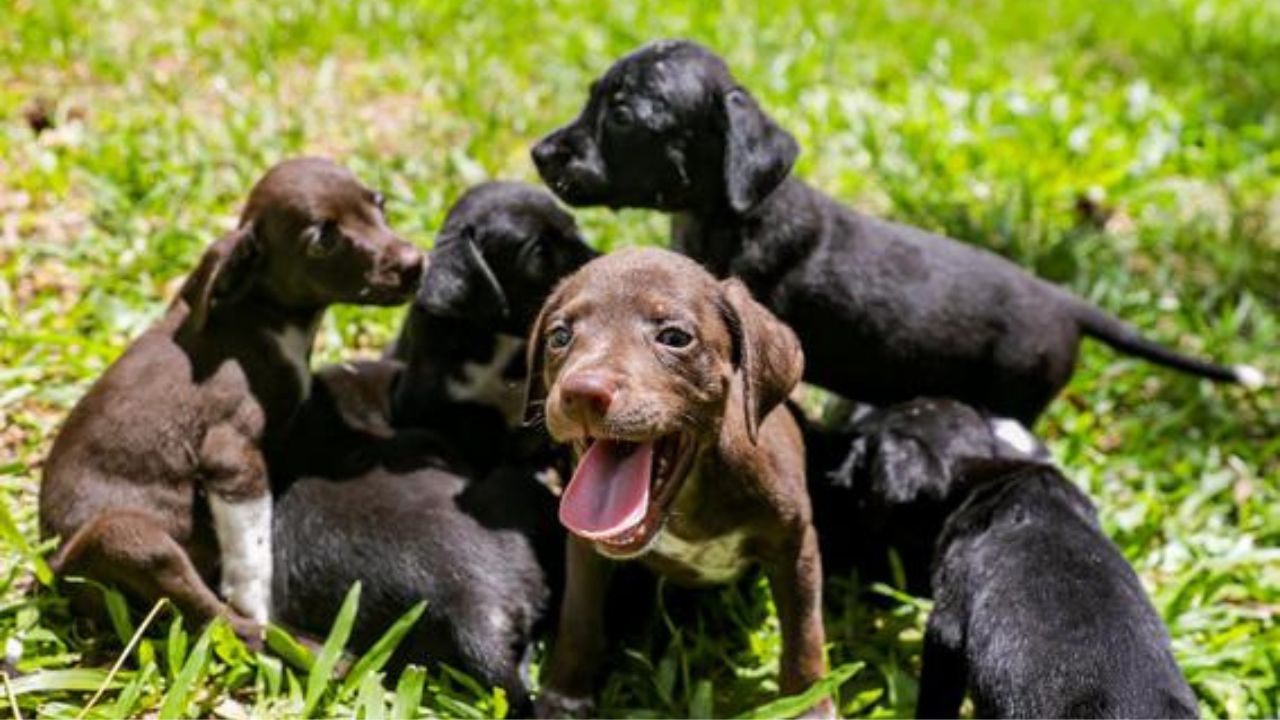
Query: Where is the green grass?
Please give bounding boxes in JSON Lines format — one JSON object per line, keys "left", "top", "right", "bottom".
{"left": 1, "top": 0, "right": 1277, "bottom": 717}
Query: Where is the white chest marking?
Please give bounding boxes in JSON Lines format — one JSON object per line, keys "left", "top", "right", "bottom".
{"left": 650, "top": 529, "right": 751, "bottom": 584}
{"left": 446, "top": 335, "right": 525, "bottom": 427}
{"left": 989, "top": 418, "right": 1042, "bottom": 458}
{"left": 268, "top": 323, "right": 314, "bottom": 396}
{"left": 208, "top": 493, "right": 273, "bottom": 623}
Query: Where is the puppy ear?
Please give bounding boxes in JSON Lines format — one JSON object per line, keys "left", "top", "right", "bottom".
{"left": 179, "top": 224, "right": 259, "bottom": 332}
{"left": 721, "top": 87, "right": 799, "bottom": 214}
{"left": 521, "top": 302, "right": 551, "bottom": 426}
{"left": 870, "top": 433, "right": 945, "bottom": 503}
{"left": 718, "top": 278, "right": 804, "bottom": 444}
{"left": 419, "top": 228, "right": 510, "bottom": 320}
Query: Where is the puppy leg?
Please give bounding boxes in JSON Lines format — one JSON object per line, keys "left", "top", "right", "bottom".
{"left": 766, "top": 523, "right": 834, "bottom": 718}
{"left": 207, "top": 493, "right": 271, "bottom": 624}
{"left": 200, "top": 424, "right": 272, "bottom": 624}
{"left": 537, "top": 537, "right": 611, "bottom": 718}
{"left": 915, "top": 611, "right": 967, "bottom": 719}
{"left": 53, "top": 510, "right": 261, "bottom": 641}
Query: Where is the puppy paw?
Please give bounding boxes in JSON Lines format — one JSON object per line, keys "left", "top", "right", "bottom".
{"left": 534, "top": 690, "right": 595, "bottom": 718}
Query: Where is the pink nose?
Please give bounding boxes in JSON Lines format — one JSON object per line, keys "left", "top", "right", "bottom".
{"left": 559, "top": 372, "right": 619, "bottom": 422}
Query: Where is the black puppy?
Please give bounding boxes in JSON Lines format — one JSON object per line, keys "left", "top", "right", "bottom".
{"left": 271, "top": 184, "right": 594, "bottom": 710}
{"left": 805, "top": 398, "right": 1044, "bottom": 595}
{"left": 389, "top": 181, "right": 597, "bottom": 470}
{"left": 272, "top": 361, "right": 562, "bottom": 711}
{"left": 531, "top": 39, "right": 1262, "bottom": 423}
{"left": 811, "top": 399, "right": 1197, "bottom": 718}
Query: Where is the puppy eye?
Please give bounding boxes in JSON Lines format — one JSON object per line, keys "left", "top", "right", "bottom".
{"left": 547, "top": 325, "right": 573, "bottom": 350}
{"left": 304, "top": 220, "right": 342, "bottom": 258}
{"left": 656, "top": 327, "right": 693, "bottom": 348}
{"left": 372, "top": 192, "right": 386, "bottom": 211}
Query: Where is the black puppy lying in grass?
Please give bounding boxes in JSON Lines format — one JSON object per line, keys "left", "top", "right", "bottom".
{"left": 808, "top": 399, "right": 1197, "bottom": 718}
{"left": 531, "top": 39, "right": 1263, "bottom": 423}
{"left": 270, "top": 183, "right": 595, "bottom": 712}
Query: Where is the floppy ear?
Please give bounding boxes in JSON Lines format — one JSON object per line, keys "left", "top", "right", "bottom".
{"left": 521, "top": 301, "right": 552, "bottom": 426}
{"left": 419, "top": 228, "right": 509, "bottom": 321}
{"left": 179, "top": 224, "right": 259, "bottom": 331}
{"left": 718, "top": 278, "right": 804, "bottom": 444}
{"left": 721, "top": 87, "right": 799, "bottom": 214}
{"left": 870, "top": 433, "right": 947, "bottom": 505}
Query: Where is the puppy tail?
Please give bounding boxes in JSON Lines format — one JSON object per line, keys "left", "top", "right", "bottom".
{"left": 1066, "top": 293, "right": 1264, "bottom": 388}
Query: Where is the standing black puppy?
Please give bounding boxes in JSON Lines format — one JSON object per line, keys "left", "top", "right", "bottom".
{"left": 389, "top": 181, "right": 597, "bottom": 469}
{"left": 531, "top": 39, "right": 1262, "bottom": 423}
{"left": 812, "top": 399, "right": 1197, "bottom": 718}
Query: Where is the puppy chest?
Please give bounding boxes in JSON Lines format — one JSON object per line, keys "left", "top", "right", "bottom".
{"left": 648, "top": 529, "right": 751, "bottom": 585}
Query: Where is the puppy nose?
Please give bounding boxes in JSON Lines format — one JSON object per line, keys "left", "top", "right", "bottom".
{"left": 390, "top": 242, "right": 425, "bottom": 289}
{"left": 531, "top": 137, "right": 564, "bottom": 170}
{"left": 560, "top": 372, "right": 619, "bottom": 421}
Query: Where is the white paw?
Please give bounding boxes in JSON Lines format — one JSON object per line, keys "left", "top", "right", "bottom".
{"left": 209, "top": 494, "right": 273, "bottom": 624}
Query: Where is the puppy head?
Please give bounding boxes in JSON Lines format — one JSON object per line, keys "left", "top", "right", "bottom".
{"left": 831, "top": 399, "right": 1000, "bottom": 525}
{"left": 531, "top": 39, "right": 798, "bottom": 214}
{"left": 180, "top": 157, "right": 424, "bottom": 329}
{"left": 523, "top": 247, "right": 802, "bottom": 557}
{"left": 417, "top": 182, "right": 597, "bottom": 335}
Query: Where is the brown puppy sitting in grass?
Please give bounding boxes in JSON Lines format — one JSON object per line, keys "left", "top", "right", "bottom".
{"left": 524, "top": 247, "right": 831, "bottom": 717}
{"left": 39, "top": 158, "right": 424, "bottom": 642}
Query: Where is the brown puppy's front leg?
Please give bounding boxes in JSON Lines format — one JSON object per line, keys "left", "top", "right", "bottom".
{"left": 766, "top": 523, "right": 834, "bottom": 718}
{"left": 537, "top": 537, "right": 611, "bottom": 718}
{"left": 200, "top": 424, "right": 272, "bottom": 626}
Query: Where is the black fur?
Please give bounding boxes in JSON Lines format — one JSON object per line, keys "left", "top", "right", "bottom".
{"left": 271, "top": 362, "right": 562, "bottom": 714}
{"left": 805, "top": 399, "right": 1197, "bottom": 718}
{"left": 532, "top": 39, "right": 1255, "bottom": 423}
{"left": 270, "top": 183, "right": 594, "bottom": 712}
{"left": 389, "top": 181, "right": 597, "bottom": 470}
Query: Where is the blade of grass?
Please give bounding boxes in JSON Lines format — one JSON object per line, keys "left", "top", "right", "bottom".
{"left": 76, "top": 598, "right": 168, "bottom": 720}
{"left": 0, "top": 499, "right": 52, "bottom": 587}
{"left": 391, "top": 665, "right": 426, "bottom": 719}
{"left": 265, "top": 623, "right": 315, "bottom": 672}
{"left": 302, "top": 581, "right": 361, "bottom": 718}
{"left": 2, "top": 670, "right": 22, "bottom": 720}
{"left": 339, "top": 600, "right": 426, "bottom": 697}
{"left": 355, "top": 671, "right": 386, "bottom": 720}
{"left": 156, "top": 618, "right": 216, "bottom": 719}
{"left": 736, "top": 662, "right": 863, "bottom": 720}
{"left": 9, "top": 669, "right": 125, "bottom": 695}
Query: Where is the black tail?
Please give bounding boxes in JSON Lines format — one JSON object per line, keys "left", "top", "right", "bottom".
{"left": 1059, "top": 289, "right": 1259, "bottom": 385}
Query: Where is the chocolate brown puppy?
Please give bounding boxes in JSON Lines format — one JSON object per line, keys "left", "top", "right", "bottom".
{"left": 532, "top": 39, "right": 1263, "bottom": 423}
{"left": 525, "top": 247, "right": 831, "bottom": 717}
{"left": 39, "top": 158, "right": 424, "bottom": 640}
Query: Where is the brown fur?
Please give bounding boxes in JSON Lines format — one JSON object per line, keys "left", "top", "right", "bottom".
{"left": 525, "top": 247, "right": 831, "bottom": 717}
{"left": 39, "top": 157, "right": 424, "bottom": 641}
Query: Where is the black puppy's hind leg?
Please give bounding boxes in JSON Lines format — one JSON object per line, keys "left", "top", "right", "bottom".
{"left": 916, "top": 608, "right": 967, "bottom": 719}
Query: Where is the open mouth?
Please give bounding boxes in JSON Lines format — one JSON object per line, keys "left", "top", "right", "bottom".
{"left": 559, "top": 432, "right": 696, "bottom": 558}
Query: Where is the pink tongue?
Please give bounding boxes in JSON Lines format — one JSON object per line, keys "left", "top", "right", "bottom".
{"left": 560, "top": 440, "right": 654, "bottom": 539}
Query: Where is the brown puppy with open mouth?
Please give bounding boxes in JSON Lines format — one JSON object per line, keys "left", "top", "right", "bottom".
{"left": 524, "top": 246, "right": 831, "bottom": 717}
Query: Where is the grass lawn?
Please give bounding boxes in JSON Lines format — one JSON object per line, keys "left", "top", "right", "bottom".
{"left": 1, "top": 0, "right": 1277, "bottom": 716}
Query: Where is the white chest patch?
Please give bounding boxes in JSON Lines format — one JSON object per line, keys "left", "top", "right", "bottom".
{"left": 446, "top": 335, "right": 525, "bottom": 427}
{"left": 209, "top": 493, "right": 273, "bottom": 623}
{"left": 268, "top": 322, "right": 314, "bottom": 396}
{"left": 649, "top": 529, "right": 751, "bottom": 585}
